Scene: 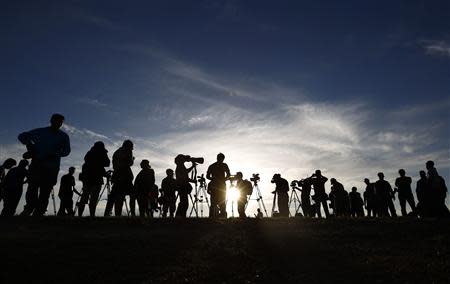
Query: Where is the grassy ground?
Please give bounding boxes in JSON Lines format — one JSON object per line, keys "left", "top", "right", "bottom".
{"left": 0, "top": 217, "right": 449, "bottom": 283}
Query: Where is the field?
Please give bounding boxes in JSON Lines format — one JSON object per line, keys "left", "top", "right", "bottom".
{"left": 0, "top": 217, "right": 449, "bottom": 283}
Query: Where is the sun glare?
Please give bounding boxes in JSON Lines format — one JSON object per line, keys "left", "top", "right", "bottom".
{"left": 227, "top": 186, "right": 241, "bottom": 203}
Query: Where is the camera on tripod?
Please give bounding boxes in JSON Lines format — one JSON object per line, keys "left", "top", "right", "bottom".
{"left": 250, "top": 173, "right": 260, "bottom": 183}
{"left": 175, "top": 154, "right": 204, "bottom": 164}
{"left": 197, "top": 174, "right": 206, "bottom": 184}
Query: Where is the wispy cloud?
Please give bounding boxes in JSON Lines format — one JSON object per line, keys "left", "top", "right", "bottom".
{"left": 421, "top": 40, "right": 450, "bottom": 58}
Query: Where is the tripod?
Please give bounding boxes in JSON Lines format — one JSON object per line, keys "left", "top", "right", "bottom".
{"left": 288, "top": 187, "right": 302, "bottom": 217}
{"left": 189, "top": 174, "right": 210, "bottom": 217}
{"left": 245, "top": 181, "right": 269, "bottom": 217}
{"left": 50, "top": 188, "right": 57, "bottom": 216}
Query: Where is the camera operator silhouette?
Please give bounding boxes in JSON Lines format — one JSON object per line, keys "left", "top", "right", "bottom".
{"left": 374, "top": 172, "right": 397, "bottom": 217}
{"left": 310, "top": 170, "right": 329, "bottom": 218}
{"left": 133, "top": 160, "right": 155, "bottom": 217}
{"left": 104, "top": 140, "right": 134, "bottom": 216}
{"left": 57, "top": 167, "right": 76, "bottom": 216}
{"left": 207, "top": 153, "right": 231, "bottom": 218}
{"left": 160, "top": 169, "right": 177, "bottom": 217}
{"left": 395, "top": 169, "right": 416, "bottom": 216}
{"left": 19, "top": 113, "right": 71, "bottom": 216}
{"left": 1, "top": 160, "right": 29, "bottom": 216}
{"left": 0, "top": 158, "right": 17, "bottom": 205}
{"left": 299, "top": 178, "right": 313, "bottom": 217}
{"left": 363, "top": 178, "right": 377, "bottom": 217}
{"left": 174, "top": 154, "right": 198, "bottom": 217}
{"left": 234, "top": 172, "right": 253, "bottom": 218}
{"left": 329, "top": 178, "right": 349, "bottom": 217}
{"left": 78, "top": 141, "right": 110, "bottom": 217}
{"left": 271, "top": 174, "right": 289, "bottom": 217}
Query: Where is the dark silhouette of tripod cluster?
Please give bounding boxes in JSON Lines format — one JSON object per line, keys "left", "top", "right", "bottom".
{"left": 0, "top": 114, "right": 448, "bottom": 219}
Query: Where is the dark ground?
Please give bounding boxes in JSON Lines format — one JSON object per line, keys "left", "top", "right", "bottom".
{"left": 0, "top": 217, "right": 449, "bottom": 283}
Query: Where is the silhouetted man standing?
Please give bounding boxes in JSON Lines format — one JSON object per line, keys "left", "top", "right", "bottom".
{"left": 174, "top": 155, "right": 195, "bottom": 217}
{"left": 105, "top": 140, "right": 134, "bottom": 216}
{"left": 19, "top": 113, "right": 71, "bottom": 216}
{"left": 271, "top": 174, "right": 289, "bottom": 217}
{"left": 311, "top": 170, "right": 330, "bottom": 218}
{"left": 425, "top": 160, "right": 449, "bottom": 217}
{"left": 1, "top": 160, "right": 28, "bottom": 216}
{"left": 363, "top": 178, "right": 377, "bottom": 217}
{"left": 375, "top": 172, "right": 397, "bottom": 217}
{"left": 207, "top": 153, "right": 230, "bottom": 218}
{"left": 395, "top": 169, "right": 416, "bottom": 216}
{"left": 299, "top": 178, "right": 313, "bottom": 217}
{"left": 57, "top": 167, "right": 75, "bottom": 216}
{"left": 133, "top": 160, "right": 155, "bottom": 217}
{"left": 161, "top": 169, "right": 177, "bottom": 218}
{"left": 235, "top": 172, "right": 252, "bottom": 218}
{"left": 349, "top": 187, "right": 364, "bottom": 217}
{"left": 78, "top": 141, "right": 110, "bottom": 217}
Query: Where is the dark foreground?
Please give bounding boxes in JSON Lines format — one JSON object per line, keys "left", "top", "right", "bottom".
{"left": 0, "top": 218, "right": 449, "bottom": 283}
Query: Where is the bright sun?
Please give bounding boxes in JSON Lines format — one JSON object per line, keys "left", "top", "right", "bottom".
{"left": 226, "top": 186, "right": 241, "bottom": 202}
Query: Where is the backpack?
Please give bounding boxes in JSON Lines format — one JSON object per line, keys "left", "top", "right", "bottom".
{"left": 241, "top": 180, "right": 253, "bottom": 196}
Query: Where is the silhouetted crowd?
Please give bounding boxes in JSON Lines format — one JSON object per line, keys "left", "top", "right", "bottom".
{"left": 0, "top": 114, "right": 448, "bottom": 219}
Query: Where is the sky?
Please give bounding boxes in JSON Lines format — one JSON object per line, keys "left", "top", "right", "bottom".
{"left": 1, "top": 0, "right": 449, "bottom": 216}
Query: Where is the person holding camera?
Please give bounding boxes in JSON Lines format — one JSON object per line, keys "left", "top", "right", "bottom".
{"left": 1, "top": 160, "right": 28, "bottom": 216}
{"left": 235, "top": 172, "right": 253, "bottom": 218}
{"left": 160, "top": 169, "right": 177, "bottom": 218}
{"left": 207, "top": 153, "right": 231, "bottom": 218}
{"left": 104, "top": 140, "right": 134, "bottom": 216}
{"left": 18, "top": 113, "right": 71, "bottom": 216}
{"left": 78, "top": 141, "right": 110, "bottom": 217}
{"left": 174, "top": 154, "right": 197, "bottom": 217}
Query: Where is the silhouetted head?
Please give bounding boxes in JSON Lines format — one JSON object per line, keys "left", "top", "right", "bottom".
{"left": 122, "top": 140, "right": 133, "bottom": 150}
{"left": 50, "top": 113, "right": 65, "bottom": 131}
{"left": 419, "top": 170, "right": 426, "bottom": 179}
{"left": 426, "top": 160, "right": 434, "bottom": 170}
{"left": 93, "top": 141, "right": 106, "bottom": 150}
{"left": 2, "top": 158, "right": 17, "bottom": 169}
{"left": 364, "top": 178, "right": 370, "bottom": 185}
{"left": 166, "top": 169, "right": 174, "bottom": 177}
{"left": 271, "top": 173, "right": 281, "bottom": 183}
{"left": 398, "top": 169, "right": 406, "bottom": 177}
{"left": 175, "top": 154, "right": 186, "bottom": 165}
{"left": 18, "top": 159, "right": 29, "bottom": 168}
{"left": 315, "top": 170, "right": 321, "bottom": 176}
{"left": 236, "top": 172, "right": 243, "bottom": 180}
{"left": 377, "top": 172, "right": 384, "bottom": 180}
{"left": 352, "top": 187, "right": 357, "bottom": 192}
{"left": 330, "top": 178, "right": 336, "bottom": 184}
{"left": 140, "top": 160, "right": 150, "bottom": 169}
{"left": 68, "top": 167, "right": 76, "bottom": 175}
{"left": 217, "top": 153, "right": 225, "bottom": 162}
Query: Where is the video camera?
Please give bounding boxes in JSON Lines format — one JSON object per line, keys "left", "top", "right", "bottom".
{"left": 250, "top": 173, "right": 260, "bottom": 183}
{"left": 175, "top": 154, "right": 204, "bottom": 164}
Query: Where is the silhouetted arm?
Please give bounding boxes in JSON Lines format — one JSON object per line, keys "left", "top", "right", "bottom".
{"left": 206, "top": 165, "right": 212, "bottom": 180}
{"left": 18, "top": 128, "right": 40, "bottom": 145}
{"left": 59, "top": 133, "right": 71, "bottom": 157}
{"left": 224, "top": 164, "right": 231, "bottom": 180}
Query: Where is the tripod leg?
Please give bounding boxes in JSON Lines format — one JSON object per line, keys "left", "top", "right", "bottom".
{"left": 256, "top": 186, "right": 269, "bottom": 217}
{"left": 51, "top": 189, "right": 57, "bottom": 216}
